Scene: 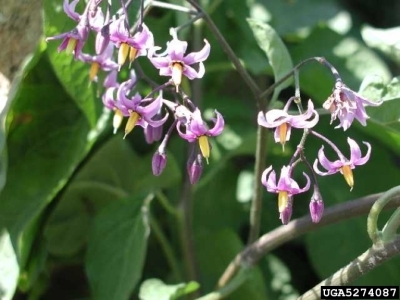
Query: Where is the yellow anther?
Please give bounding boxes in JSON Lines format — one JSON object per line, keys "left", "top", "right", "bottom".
{"left": 172, "top": 62, "right": 183, "bottom": 91}
{"left": 89, "top": 62, "right": 100, "bottom": 81}
{"left": 66, "top": 38, "right": 78, "bottom": 54}
{"left": 124, "top": 111, "right": 140, "bottom": 139}
{"left": 341, "top": 165, "right": 354, "bottom": 190}
{"left": 129, "top": 47, "right": 138, "bottom": 65}
{"left": 118, "top": 43, "right": 130, "bottom": 68}
{"left": 278, "top": 191, "right": 289, "bottom": 213}
{"left": 198, "top": 135, "right": 210, "bottom": 163}
{"left": 113, "top": 109, "right": 124, "bottom": 134}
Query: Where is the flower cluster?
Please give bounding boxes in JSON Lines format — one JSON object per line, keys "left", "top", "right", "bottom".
{"left": 46, "top": 0, "right": 224, "bottom": 184}
{"left": 258, "top": 79, "right": 380, "bottom": 225}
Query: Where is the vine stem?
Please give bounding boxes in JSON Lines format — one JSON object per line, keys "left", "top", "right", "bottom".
{"left": 186, "top": 0, "right": 261, "bottom": 98}
{"left": 217, "top": 192, "right": 400, "bottom": 288}
{"left": 298, "top": 237, "right": 400, "bottom": 300}
{"left": 367, "top": 185, "right": 400, "bottom": 243}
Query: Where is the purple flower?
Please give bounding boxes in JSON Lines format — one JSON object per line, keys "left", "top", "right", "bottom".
{"left": 258, "top": 100, "right": 319, "bottom": 146}
{"left": 323, "top": 81, "right": 382, "bottom": 131}
{"left": 79, "top": 43, "right": 118, "bottom": 81}
{"left": 177, "top": 108, "right": 224, "bottom": 161}
{"left": 262, "top": 166, "right": 310, "bottom": 217}
{"left": 149, "top": 38, "right": 210, "bottom": 90}
{"left": 46, "top": 0, "right": 103, "bottom": 59}
{"left": 280, "top": 198, "right": 293, "bottom": 225}
{"left": 117, "top": 82, "right": 168, "bottom": 138}
{"left": 313, "top": 137, "right": 371, "bottom": 189}
{"left": 109, "top": 17, "right": 154, "bottom": 67}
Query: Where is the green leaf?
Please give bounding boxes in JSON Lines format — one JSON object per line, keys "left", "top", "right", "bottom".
{"left": 247, "top": 19, "right": 293, "bottom": 96}
{"left": 196, "top": 229, "right": 268, "bottom": 300}
{"left": 43, "top": 0, "right": 103, "bottom": 127}
{"left": 0, "top": 229, "right": 19, "bottom": 300}
{"left": 361, "top": 25, "right": 400, "bottom": 65}
{"left": 44, "top": 136, "right": 181, "bottom": 257}
{"left": 357, "top": 76, "right": 400, "bottom": 154}
{"left": 139, "top": 279, "right": 199, "bottom": 300}
{"left": 0, "top": 46, "right": 105, "bottom": 272}
{"left": 86, "top": 195, "right": 151, "bottom": 300}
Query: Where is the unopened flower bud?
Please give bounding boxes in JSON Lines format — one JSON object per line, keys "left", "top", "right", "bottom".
{"left": 309, "top": 188, "right": 324, "bottom": 223}
{"left": 187, "top": 154, "right": 203, "bottom": 184}
{"left": 152, "top": 151, "right": 167, "bottom": 176}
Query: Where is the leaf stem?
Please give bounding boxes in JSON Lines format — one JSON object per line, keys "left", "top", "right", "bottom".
{"left": 155, "top": 191, "right": 179, "bottom": 216}
{"left": 298, "top": 237, "right": 400, "bottom": 300}
{"left": 150, "top": 215, "right": 183, "bottom": 282}
{"left": 218, "top": 192, "right": 400, "bottom": 288}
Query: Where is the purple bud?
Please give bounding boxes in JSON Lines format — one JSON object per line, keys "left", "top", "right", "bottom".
{"left": 309, "top": 188, "right": 324, "bottom": 223}
{"left": 187, "top": 154, "right": 203, "bottom": 184}
{"left": 279, "top": 197, "right": 293, "bottom": 225}
{"left": 152, "top": 151, "right": 167, "bottom": 176}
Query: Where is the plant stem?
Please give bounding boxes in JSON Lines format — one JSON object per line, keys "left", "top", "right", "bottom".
{"left": 298, "top": 237, "right": 400, "bottom": 300}
{"left": 150, "top": 215, "right": 183, "bottom": 281}
{"left": 186, "top": 0, "right": 261, "bottom": 98}
{"left": 218, "top": 192, "right": 400, "bottom": 288}
{"left": 155, "top": 191, "right": 179, "bottom": 216}
{"left": 382, "top": 207, "right": 400, "bottom": 242}
{"left": 150, "top": 0, "right": 196, "bottom": 14}
{"left": 195, "top": 269, "right": 250, "bottom": 300}
{"left": 367, "top": 185, "right": 400, "bottom": 243}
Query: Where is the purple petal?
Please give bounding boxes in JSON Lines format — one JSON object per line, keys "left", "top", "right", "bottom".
{"left": 138, "top": 96, "right": 163, "bottom": 119}
{"left": 183, "top": 39, "right": 211, "bottom": 64}
{"left": 349, "top": 139, "right": 371, "bottom": 166}
{"left": 167, "top": 39, "right": 187, "bottom": 61}
{"left": 208, "top": 110, "right": 225, "bottom": 136}
{"left": 64, "top": 0, "right": 80, "bottom": 21}
{"left": 313, "top": 159, "right": 337, "bottom": 176}
{"left": 317, "top": 145, "right": 342, "bottom": 171}
{"left": 183, "top": 64, "right": 204, "bottom": 80}
{"left": 176, "top": 123, "right": 197, "bottom": 142}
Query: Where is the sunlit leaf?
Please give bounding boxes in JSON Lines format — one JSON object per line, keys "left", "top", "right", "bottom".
{"left": 139, "top": 279, "right": 199, "bottom": 300}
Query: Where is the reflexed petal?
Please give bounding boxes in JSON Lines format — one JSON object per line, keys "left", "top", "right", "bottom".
{"left": 64, "top": 0, "right": 80, "bottom": 21}
{"left": 183, "top": 63, "right": 204, "bottom": 79}
{"left": 313, "top": 159, "right": 337, "bottom": 176}
{"left": 149, "top": 56, "right": 170, "bottom": 69}
{"left": 138, "top": 96, "right": 163, "bottom": 119}
{"left": 349, "top": 139, "right": 371, "bottom": 166}
{"left": 208, "top": 110, "right": 225, "bottom": 136}
{"left": 317, "top": 145, "right": 343, "bottom": 171}
{"left": 183, "top": 39, "right": 211, "bottom": 64}
{"left": 258, "top": 110, "right": 287, "bottom": 128}
{"left": 176, "top": 123, "right": 197, "bottom": 142}
{"left": 296, "top": 172, "right": 311, "bottom": 194}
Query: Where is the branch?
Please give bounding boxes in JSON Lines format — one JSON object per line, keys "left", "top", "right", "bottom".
{"left": 298, "top": 236, "right": 400, "bottom": 300}
{"left": 218, "top": 192, "right": 400, "bottom": 287}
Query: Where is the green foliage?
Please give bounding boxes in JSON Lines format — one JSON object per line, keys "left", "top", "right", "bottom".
{"left": 86, "top": 196, "right": 150, "bottom": 300}
{"left": 139, "top": 279, "right": 199, "bottom": 300}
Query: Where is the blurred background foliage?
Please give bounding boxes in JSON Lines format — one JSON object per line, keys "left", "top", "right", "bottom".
{"left": 1, "top": 0, "right": 400, "bottom": 299}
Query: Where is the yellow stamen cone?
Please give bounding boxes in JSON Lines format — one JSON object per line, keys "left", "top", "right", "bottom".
{"left": 129, "top": 47, "right": 138, "bottom": 66}
{"left": 172, "top": 63, "right": 183, "bottom": 92}
{"left": 278, "top": 191, "right": 289, "bottom": 213}
{"left": 198, "top": 136, "right": 210, "bottom": 164}
{"left": 341, "top": 165, "right": 354, "bottom": 190}
{"left": 113, "top": 109, "right": 124, "bottom": 134}
{"left": 89, "top": 62, "right": 100, "bottom": 81}
{"left": 124, "top": 111, "right": 140, "bottom": 139}
{"left": 278, "top": 123, "right": 288, "bottom": 150}
{"left": 66, "top": 38, "right": 78, "bottom": 54}
{"left": 118, "top": 43, "right": 130, "bottom": 68}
